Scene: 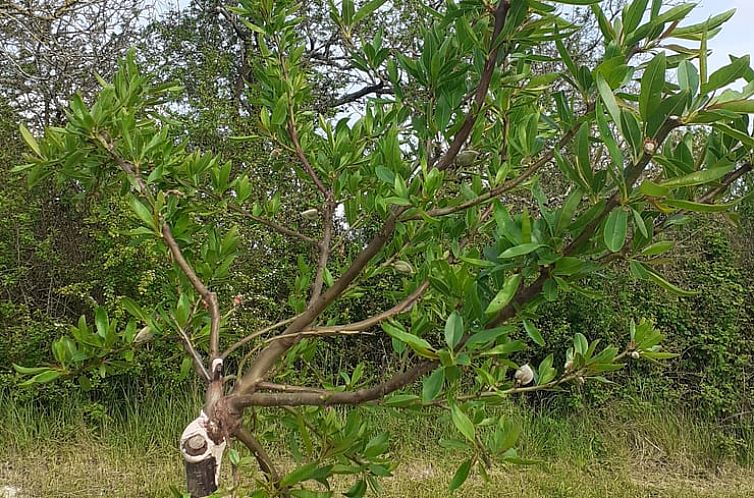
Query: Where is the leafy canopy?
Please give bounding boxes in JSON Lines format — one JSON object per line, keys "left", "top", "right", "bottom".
{"left": 13, "top": 0, "right": 754, "bottom": 495}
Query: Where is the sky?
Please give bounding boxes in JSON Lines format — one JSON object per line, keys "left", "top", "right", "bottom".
{"left": 152, "top": 0, "right": 754, "bottom": 70}
{"left": 680, "top": 0, "right": 754, "bottom": 73}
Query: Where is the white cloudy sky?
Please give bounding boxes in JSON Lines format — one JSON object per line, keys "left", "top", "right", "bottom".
{"left": 150, "top": 0, "right": 754, "bottom": 82}
{"left": 681, "top": 0, "right": 754, "bottom": 72}
{"left": 154, "top": 0, "right": 753, "bottom": 68}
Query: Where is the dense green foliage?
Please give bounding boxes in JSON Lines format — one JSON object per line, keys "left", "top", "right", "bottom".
{"left": 2, "top": 0, "right": 754, "bottom": 496}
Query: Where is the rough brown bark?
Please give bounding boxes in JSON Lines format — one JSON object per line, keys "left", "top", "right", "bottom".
{"left": 184, "top": 434, "right": 218, "bottom": 498}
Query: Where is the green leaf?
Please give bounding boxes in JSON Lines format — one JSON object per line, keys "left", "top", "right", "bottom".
{"left": 604, "top": 209, "right": 628, "bottom": 252}
{"left": 677, "top": 60, "right": 699, "bottom": 97}
{"left": 642, "top": 240, "right": 674, "bottom": 256}
{"left": 652, "top": 3, "right": 696, "bottom": 26}
{"left": 13, "top": 364, "right": 50, "bottom": 375}
{"left": 639, "top": 180, "right": 669, "bottom": 197}
{"left": 121, "top": 297, "right": 146, "bottom": 321}
{"left": 596, "top": 101, "right": 626, "bottom": 197}
{"left": 422, "top": 368, "right": 445, "bottom": 402}
{"left": 712, "top": 123, "right": 754, "bottom": 148}
{"left": 239, "top": 19, "right": 266, "bottom": 35}
{"left": 450, "top": 404, "right": 475, "bottom": 442}
{"left": 623, "top": 0, "right": 649, "bottom": 35}
{"left": 129, "top": 198, "right": 155, "bottom": 229}
{"left": 353, "top": 0, "right": 387, "bottom": 23}
{"left": 19, "top": 124, "right": 41, "bottom": 157}
{"left": 620, "top": 110, "right": 643, "bottom": 158}
{"left": 444, "top": 312, "right": 463, "bottom": 350}
{"left": 19, "top": 370, "right": 61, "bottom": 387}
{"left": 640, "top": 53, "right": 667, "bottom": 120}
{"left": 556, "top": 188, "right": 583, "bottom": 234}
{"left": 523, "top": 320, "right": 545, "bottom": 346}
{"left": 485, "top": 274, "right": 522, "bottom": 315}
{"left": 280, "top": 462, "right": 328, "bottom": 487}
{"left": 703, "top": 55, "right": 750, "bottom": 94}
{"left": 382, "top": 323, "right": 436, "bottom": 359}
{"left": 712, "top": 99, "right": 754, "bottom": 113}
{"left": 464, "top": 326, "right": 514, "bottom": 350}
{"left": 344, "top": 480, "right": 367, "bottom": 498}
{"left": 574, "top": 124, "right": 593, "bottom": 189}
{"left": 498, "top": 243, "right": 546, "bottom": 259}
{"left": 481, "top": 339, "right": 526, "bottom": 356}
{"left": 10, "top": 163, "right": 36, "bottom": 173}
{"left": 537, "top": 355, "right": 557, "bottom": 385}
{"left": 95, "top": 307, "right": 109, "bottom": 338}
{"left": 363, "top": 433, "right": 389, "bottom": 459}
{"left": 591, "top": 4, "right": 616, "bottom": 41}
{"left": 664, "top": 199, "right": 737, "bottom": 213}
{"left": 449, "top": 458, "right": 472, "bottom": 492}
{"left": 555, "top": 39, "right": 579, "bottom": 86}
{"left": 672, "top": 9, "right": 736, "bottom": 40}
{"left": 375, "top": 165, "right": 394, "bottom": 184}
{"left": 272, "top": 95, "right": 288, "bottom": 126}
{"left": 642, "top": 351, "right": 679, "bottom": 361}
{"left": 596, "top": 74, "right": 622, "bottom": 127}
{"left": 659, "top": 165, "right": 734, "bottom": 189}
{"left": 632, "top": 209, "right": 649, "bottom": 238}
{"left": 494, "top": 419, "right": 522, "bottom": 454}
{"left": 631, "top": 261, "right": 697, "bottom": 296}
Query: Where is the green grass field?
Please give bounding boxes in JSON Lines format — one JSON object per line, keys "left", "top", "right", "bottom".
{"left": 1, "top": 391, "right": 752, "bottom": 497}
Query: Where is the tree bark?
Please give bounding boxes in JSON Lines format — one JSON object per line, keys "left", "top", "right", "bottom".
{"left": 181, "top": 411, "right": 227, "bottom": 498}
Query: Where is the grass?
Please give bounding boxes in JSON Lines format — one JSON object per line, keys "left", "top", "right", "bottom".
{"left": 0, "top": 390, "right": 753, "bottom": 497}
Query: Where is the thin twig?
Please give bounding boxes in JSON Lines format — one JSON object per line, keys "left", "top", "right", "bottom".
{"left": 222, "top": 315, "right": 299, "bottom": 360}
{"left": 309, "top": 200, "right": 335, "bottom": 305}
{"left": 402, "top": 117, "right": 586, "bottom": 221}
{"left": 288, "top": 120, "right": 328, "bottom": 197}
{"left": 162, "top": 224, "right": 221, "bottom": 360}
{"left": 230, "top": 204, "right": 320, "bottom": 247}
{"left": 332, "top": 81, "right": 392, "bottom": 107}
{"left": 177, "top": 325, "right": 211, "bottom": 381}
{"left": 434, "top": 0, "right": 511, "bottom": 171}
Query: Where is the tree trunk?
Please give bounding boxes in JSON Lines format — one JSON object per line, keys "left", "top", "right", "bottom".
{"left": 181, "top": 411, "right": 227, "bottom": 498}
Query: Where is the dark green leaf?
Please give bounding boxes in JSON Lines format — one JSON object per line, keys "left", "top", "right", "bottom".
{"left": 13, "top": 364, "right": 50, "bottom": 375}
{"left": 450, "top": 404, "right": 475, "bottom": 442}
{"left": 19, "top": 370, "right": 61, "bottom": 387}
{"left": 659, "top": 165, "right": 734, "bottom": 189}
{"left": 485, "top": 274, "right": 522, "bottom": 315}
{"left": 382, "top": 323, "right": 436, "bottom": 358}
{"left": 703, "top": 55, "right": 750, "bottom": 94}
{"left": 353, "top": 0, "right": 386, "bottom": 23}
{"left": 422, "top": 368, "right": 445, "bottom": 402}
{"left": 523, "top": 320, "right": 545, "bottom": 346}
{"left": 499, "top": 243, "right": 546, "bottom": 259}
{"left": 640, "top": 53, "right": 667, "bottom": 120}
{"left": 444, "top": 312, "right": 463, "bottom": 349}
{"left": 464, "top": 326, "right": 514, "bottom": 349}
{"left": 19, "top": 124, "right": 41, "bottom": 156}
{"left": 449, "top": 459, "right": 472, "bottom": 492}
{"left": 604, "top": 209, "right": 628, "bottom": 252}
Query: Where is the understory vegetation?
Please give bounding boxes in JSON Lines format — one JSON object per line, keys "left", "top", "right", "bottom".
{"left": 2, "top": 392, "right": 754, "bottom": 497}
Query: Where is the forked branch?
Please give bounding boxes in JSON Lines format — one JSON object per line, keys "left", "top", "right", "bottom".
{"left": 163, "top": 224, "right": 222, "bottom": 360}
{"left": 231, "top": 361, "right": 436, "bottom": 408}
{"left": 434, "top": 0, "right": 511, "bottom": 171}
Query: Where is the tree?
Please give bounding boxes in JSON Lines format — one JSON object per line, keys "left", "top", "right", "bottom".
{"left": 13, "top": 0, "right": 754, "bottom": 496}
{"left": 0, "top": 0, "right": 146, "bottom": 128}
